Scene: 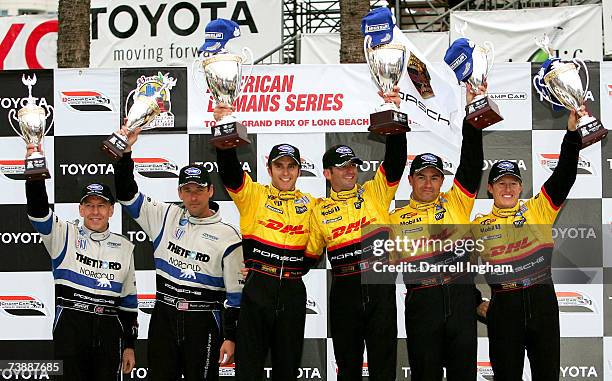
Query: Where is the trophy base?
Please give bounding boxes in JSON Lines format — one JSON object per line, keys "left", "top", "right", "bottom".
{"left": 466, "top": 97, "right": 503, "bottom": 129}
{"left": 101, "top": 132, "right": 128, "bottom": 161}
{"left": 578, "top": 118, "right": 608, "bottom": 149}
{"left": 209, "top": 121, "right": 251, "bottom": 149}
{"left": 368, "top": 110, "right": 411, "bottom": 135}
{"left": 25, "top": 156, "right": 50, "bottom": 181}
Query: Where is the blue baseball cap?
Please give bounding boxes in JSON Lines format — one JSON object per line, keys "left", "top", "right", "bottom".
{"left": 361, "top": 7, "right": 394, "bottom": 48}
{"left": 444, "top": 38, "right": 475, "bottom": 82}
{"left": 199, "top": 19, "right": 241, "bottom": 54}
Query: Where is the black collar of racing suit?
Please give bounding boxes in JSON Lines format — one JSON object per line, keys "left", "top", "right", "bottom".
{"left": 181, "top": 201, "right": 222, "bottom": 225}
{"left": 268, "top": 184, "right": 298, "bottom": 201}
{"left": 408, "top": 194, "right": 441, "bottom": 211}
{"left": 491, "top": 201, "right": 522, "bottom": 218}
{"left": 330, "top": 185, "right": 359, "bottom": 201}
{"left": 79, "top": 224, "right": 111, "bottom": 242}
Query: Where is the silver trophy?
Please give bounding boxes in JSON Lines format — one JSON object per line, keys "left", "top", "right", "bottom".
{"left": 363, "top": 35, "right": 409, "bottom": 134}
{"left": 193, "top": 47, "right": 253, "bottom": 148}
{"left": 9, "top": 74, "right": 53, "bottom": 180}
{"left": 533, "top": 35, "right": 607, "bottom": 148}
{"left": 454, "top": 23, "right": 502, "bottom": 128}
{"left": 101, "top": 72, "right": 177, "bottom": 160}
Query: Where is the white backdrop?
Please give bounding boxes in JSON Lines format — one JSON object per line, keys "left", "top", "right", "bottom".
{"left": 0, "top": 15, "right": 57, "bottom": 70}
{"left": 300, "top": 31, "right": 450, "bottom": 64}
{"left": 90, "top": 0, "right": 282, "bottom": 67}
{"left": 450, "top": 4, "right": 603, "bottom": 62}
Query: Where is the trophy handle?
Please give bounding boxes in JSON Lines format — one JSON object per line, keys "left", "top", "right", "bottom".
{"left": 7, "top": 109, "right": 25, "bottom": 140}
{"left": 191, "top": 54, "right": 210, "bottom": 96}
{"left": 572, "top": 58, "right": 590, "bottom": 104}
{"left": 44, "top": 105, "right": 54, "bottom": 136}
{"left": 363, "top": 36, "right": 383, "bottom": 93}
{"left": 532, "top": 74, "right": 564, "bottom": 108}
{"left": 483, "top": 41, "right": 495, "bottom": 80}
{"left": 125, "top": 89, "right": 137, "bottom": 121}
{"left": 363, "top": 35, "right": 371, "bottom": 66}
{"left": 239, "top": 47, "right": 255, "bottom": 100}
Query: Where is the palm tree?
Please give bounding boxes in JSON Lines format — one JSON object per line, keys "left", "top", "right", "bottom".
{"left": 57, "top": 0, "right": 91, "bottom": 68}
{"left": 339, "top": 0, "right": 370, "bottom": 63}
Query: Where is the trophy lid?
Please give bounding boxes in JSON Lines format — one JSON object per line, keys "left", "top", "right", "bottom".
{"left": 199, "top": 18, "right": 241, "bottom": 55}
{"left": 361, "top": 7, "right": 394, "bottom": 48}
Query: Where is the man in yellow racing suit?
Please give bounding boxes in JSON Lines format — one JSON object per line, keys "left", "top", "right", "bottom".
{"left": 213, "top": 106, "right": 318, "bottom": 381}
{"left": 472, "top": 107, "right": 586, "bottom": 381}
{"left": 305, "top": 89, "right": 406, "bottom": 380}
{"left": 388, "top": 85, "right": 484, "bottom": 380}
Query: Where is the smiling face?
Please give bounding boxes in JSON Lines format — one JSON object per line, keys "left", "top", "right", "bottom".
{"left": 324, "top": 162, "right": 358, "bottom": 192}
{"left": 408, "top": 167, "right": 444, "bottom": 203}
{"left": 267, "top": 156, "right": 300, "bottom": 191}
{"left": 79, "top": 196, "right": 114, "bottom": 232}
{"left": 178, "top": 183, "right": 214, "bottom": 217}
{"left": 488, "top": 175, "right": 523, "bottom": 209}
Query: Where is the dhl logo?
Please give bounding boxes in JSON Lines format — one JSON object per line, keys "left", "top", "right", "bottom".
{"left": 490, "top": 237, "right": 534, "bottom": 256}
{"left": 330, "top": 216, "right": 375, "bottom": 239}
{"left": 258, "top": 219, "right": 305, "bottom": 235}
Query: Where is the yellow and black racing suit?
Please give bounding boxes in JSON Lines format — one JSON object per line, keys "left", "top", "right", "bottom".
{"left": 305, "top": 134, "right": 406, "bottom": 381}
{"left": 216, "top": 148, "right": 318, "bottom": 381}
{"left": 389, "top": 119, "right": 483, "bottom": 381}
{"left": 472, "top": 129, "right": 581, "bottom": 381}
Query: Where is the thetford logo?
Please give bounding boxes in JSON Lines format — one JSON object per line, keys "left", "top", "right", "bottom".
{"left": 556, "top": 291, "right": 596, "bottom": 313}
{"left": 76, "top": 253, "right": 121, "bottom": 270}
{"left": 127, "top": 73, "right": 176, "bottom": 129}
{"left": 0, "top": 295, "right": 47, "bottom": 316}
{"left": 488, "top": 92, "right": 528, "bottom": 101}
{"left": 300, "top": 156, "right": 318, "bottom": 177}
{"left": 0, "top": 160, "right": 25, "bottom": 180}
{"left": 306, "top": 297, "right": 320, "bottom": 314}
{"left": 134, "top": 158, "right": 179, "bottom": 178}
{"left": 167, "top": 241, "right": 210, "bottom": 262}
{"left": 137, "top": 294, "right": 155, "bottom": 314}
{"left": 60, "top": 91, "right": 113, "bottom": 112}
{"left": 365, "top": 23, "right": 389, "bottom": 32}
{"left": 539, "top": 153, "right": 593, "bottom": 175}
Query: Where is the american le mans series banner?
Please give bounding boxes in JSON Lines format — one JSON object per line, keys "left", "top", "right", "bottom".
{"left": 0, "top": 62, "right": 611, "bottom": 380}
